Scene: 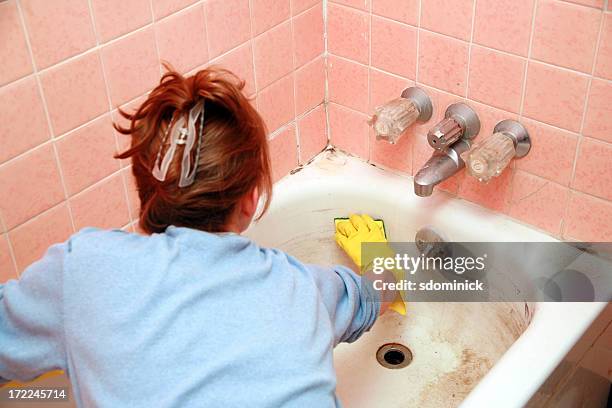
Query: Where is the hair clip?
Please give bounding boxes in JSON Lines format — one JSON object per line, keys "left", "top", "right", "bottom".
{"left": 151, "top": 101, "right": 205, "bottom": 187}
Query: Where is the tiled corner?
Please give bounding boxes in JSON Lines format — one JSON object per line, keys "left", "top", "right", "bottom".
{"left": 293, "top": 2, "right": 324, "bottom": 68}
{"left": 418, "top": 30, "right": 469, "bottom": 96}
{"left": 0, "top": 0, "right": 33, "bottom": 86}
{"left": 69, "top": 173, "right": 130, "bottom": 230}
{"left": 508, "top": 170, "right": 569, "bottom": 236}
{"left": 8, "top": 203, "right": 74, "bottom": 272}
{"left": 297, "top": 105, "right": 327, "bottom": 163}
{"left": 0, "top": 77, "right": 50, "bottom": 164}
{"left": 583, "top": 79, "right": 612, "bottom": 143}
{"left": 0, "top": 144, "right": 65, "bottom": 230}
{"left": 531, "top": 0, "right": 601, "bottom": 73}
{"left": 565, "top": 192, "right": 612, "bottom": 241}
{"left": 269, "top": 125, "right": 298, "bottom": 182}
{"left": 155, "top": 5, "right": 208, "bottom": 74}
{"left": 20, "top": 0, "right": 96, "bottom": 69}
{"left": 594, "top": 13, "right": 612, "bottom": 80}
{"left": 328, "top": 55, "right": 369, "bottom": 113}
{"left": 372, "top": 0, "right": 418, "bottom": 26}
{"left": 205, "top": 0, "right": 251, "bottom": 59}
{"left": 327, "top": 3, "right": 370, "bottom": 64}
{"left": 420, "top": 0, "right": 474, "bottom": 41}
{"left": 572, "top": 137, "right": 612, "bottom": 201}
{"left": 522, "top": 62, "right": 589, "bottom": 132}
{"left": 151, "top": 0, "right": 199, "bottom": 20}
{"left": 516, "top": 119, "right": 578, "bottom": 186}
{"left": 253, "top": 21, "right": 294, "bottom": 90}
{"left": 328, "top": 103, "right": 369, "bottom": 158}
{"left": 55, "top": 114, "right": 120, "bottom": 196}
{"left": 0, "top": 234, "right": 17, "bottom": 282}
{"left": 257, "top": 74, "right": 296, "bottom": 133}
{"left": 251, "top": 0, "right": 290, "bottom": 36}
{"left": 101, "top": 27, "right": 160, "bottom": 106}
{"left": 467, "top": 46, "right": 526, "bottom": 113}
{"left": 371, "top": 16, "right": 417, "bottom": 79}
{"left": 295, "top": 57, "right": 325, "bottom": 115}
{"left": 473, "top": 0, "right": 534, "bottom": 57}
{"left": 40, "top": 51, "right": 109, "bottom": 135}
{"left": 90, "top": 0, "right": 152, "bottom": 43}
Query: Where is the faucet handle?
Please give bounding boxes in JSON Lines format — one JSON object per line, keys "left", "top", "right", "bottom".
{"left": 427, "top": 103, "right": 481, "bottom": 150}
{"left": 465, "top": 119, "right": 531, "bottom": 183}
{"left": 369, "top": 87, "right": 433, "bottom": 144}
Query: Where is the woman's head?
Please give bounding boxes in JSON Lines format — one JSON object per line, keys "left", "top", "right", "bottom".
{"left": 115, "top": 66, "right": 272, "bottom": 234}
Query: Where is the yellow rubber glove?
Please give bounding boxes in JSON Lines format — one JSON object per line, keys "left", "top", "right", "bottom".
{"left": 334, "top": 214, "right": 406, "bottom": 315}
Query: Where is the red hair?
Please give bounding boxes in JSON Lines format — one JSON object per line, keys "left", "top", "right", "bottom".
{"left": 114, "top": 66, "right": 272, "bottom": 234}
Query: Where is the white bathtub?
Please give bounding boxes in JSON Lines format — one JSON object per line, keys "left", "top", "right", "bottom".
{"left": 246, "top": 149, "right": 609, "bottom": 408}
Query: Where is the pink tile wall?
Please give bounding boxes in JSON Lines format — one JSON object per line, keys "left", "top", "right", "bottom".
{"left": 327, "top": 0, "right": 612, "bottom": 241}
{"left": 0, "top": 0, "right": 325, "bottom": 278}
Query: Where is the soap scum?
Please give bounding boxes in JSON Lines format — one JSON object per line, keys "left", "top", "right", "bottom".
{"left": 0, "top": 65, "right": 398, "bottom": 407}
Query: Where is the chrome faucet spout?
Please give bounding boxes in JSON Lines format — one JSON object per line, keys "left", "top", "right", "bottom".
{"left": 413, "top": 140, "right": 471, "bottom": 197}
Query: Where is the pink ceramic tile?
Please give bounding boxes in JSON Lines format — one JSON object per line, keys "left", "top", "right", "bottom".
{"left": 70, "top": 173, "right": 130, "bottom": 230}
{"left": 372, "top": 0, "right": 418, "bottom": 26}
{"left": 56, "top": 115, "right": 120, "bottom": 196}
{"left": 257, "top": 74, "right": 296, "bottom": 133}
{"left": 9, "top": 203, "right": 74, "bottom": 272}
{"left": 205, "top": 0, "right": 250, "bottom": 58}
{"left": 418, "top": 31, "right": 469, "bottom": 96}
{"left": 371, "top": 16, "right": 417, "bottom": 79}
{"left": 111, "top": 94, "right": 148, "bottom": 168}
{"left": 468, "top": 101, "right": 517, "bottom": 143}
{"left": 522, "top": 62, "right": 589, "bottom": 132}
{"left": 20, "top": 0, "right": 96, "bottom": 69}
{"left": 508, "top": 170, "right": 569, "bottom": 235}
{"left": 40, "top": 51, "right": 109, "bottom": 135}
{"left": 269, "top": 125, "right": 298, "bottom": 182}
{"left": 155, "top": 5, "right": 208, "bottom": 73}
{"left": 0, "top": 77, "right": 50, "bottom": 164}
{"left": 572, "top": 137, "right": 612, "bottom": 201}
{"left": 583, "top": 79, "right": 612, "bottom": 143}
{"left": 122, "top": 167, "right": 140, "bottom": 221}
{"left": 252, "top": 0, "right": 290, "bottom": 35}
{"left": 421, "top": 0, "right": 474, "bottom": 41}
{"left": 102, "top": 27, "right": 160, "bottom": 106}
{"left": 467, "top": 46, "right": 525, "bottom": 113}
{"left": 151, "top": 0, "right": 198, "bottom": 20}
{"left": 594, "top": 14, "right": 612, "bottom": 80}
{"left": 297, "top": 105, "right": 327, "bottom": 163}
{"left": 565, "top": 192, "right": 612, "bottom": 241}
{"left": 212, "top": 43, "right": 256, "bottom": 96}
{"left": 531, "top": 0, "right": 601, "bottom": 73}
{"left": 330, "top": 0, "right": 370, "bottom": 11}
{"left": 295, "top": 57, "right": 325, "bottom": 115}
{"left": 327, "top": 3, "right": 370, "bottom": 64}
{"left": 370, "top": 128, "right": 413, "bottom": 174}
{"left": 91, "top": 0, "right": 151, "bottom": 43}
{"left": 328, "top": 103, "right": 369, "bottom": 158}
{"left": 292, "top": 0, "right": 320, "bottom": 15}
{"left": 0, "top": 234, "right": 17, "bottom": 282}
{"left": 293, "top": 2, "right": 324, "bottom": 68}
{"left": 516, "top": 119, "right": 578, "bottom": 186}
{"left": 0, "top": 1, "right": 32, "bottom": 86}
{"left": 411, "top": 132, "right": 461, "bottom": 192}
{"left": 473, "top": 0, "right": 534, "bottom": 56}
{"left": 369, "top": 68, "right": 414, "bottom": 111}
{"left": 458, "top": 166, "right": 514, "bottom": 212}
{"left": 0, "top": 145, "right": 65, "bottom": 230}
{"left": 328, "top": 56, "right": 369, "bottom": 113}
{"left": 253, "top": 21, "right": 293, "bottom": 89}
{"left": 564, "top": 0, "right": 604, "bottom": 7}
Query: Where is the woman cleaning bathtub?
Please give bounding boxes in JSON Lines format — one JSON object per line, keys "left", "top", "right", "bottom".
{"left": 0, "top": 67, "right": 398, "bottom": 407}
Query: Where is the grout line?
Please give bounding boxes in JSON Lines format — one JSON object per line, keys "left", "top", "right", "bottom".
{"left": 463, "top": 0, "right": 478, "bottom": 99}
{"left": 518, "top": 0, "right": 539, "bottom": 119}
{"left": 322, "top": 0, "right": 331, "bottom": 144}
{"left": 366, "top": 0, "right": 373, "bottom": 162}
{"left": 86, "top": 0, "right": 100, "bottom": 46}
{"left": 289, "top": 0, "right": 302, "bottom": 164}
{"left": 268, "top": 102, "right": 325, "bottom": 141}
{"left": 4, "top": 231, "right": 20, "bottom": 277}
{"left": 201, "top": 1, "right": 211, "bottom": 65}
{"left": 247, "top": 0, "right": 259, "bottom": 97}
{"left": 415, "top": 0, "right": 422, "bottom": 83}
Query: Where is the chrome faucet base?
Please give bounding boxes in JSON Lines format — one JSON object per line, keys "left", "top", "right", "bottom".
{"left": 493, "top": 119, "right": 531, "bottom": 158}
{"left": 401, "top": 87, "right": 433, "bottom": 123}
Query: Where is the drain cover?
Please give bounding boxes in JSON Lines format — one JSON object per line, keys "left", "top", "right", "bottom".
{"left": 376, "top": 343, "right": 413, "bottom": 369}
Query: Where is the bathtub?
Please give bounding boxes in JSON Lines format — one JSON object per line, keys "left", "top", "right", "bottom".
{"left": 246, "top": 149, "right": 609, "bottom": 408}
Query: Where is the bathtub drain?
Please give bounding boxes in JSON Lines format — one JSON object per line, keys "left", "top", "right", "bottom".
{"left": 376, "top": 343, "right": 413, "bottom": 369}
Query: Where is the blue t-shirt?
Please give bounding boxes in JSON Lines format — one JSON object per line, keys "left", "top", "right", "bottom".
{"left": 0, "top": 226, "right": 379, "bottom": 407}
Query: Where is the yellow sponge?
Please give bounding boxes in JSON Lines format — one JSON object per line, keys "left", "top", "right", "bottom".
{"left": 334, "top": 217, "right": 387, "bottom": 239}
